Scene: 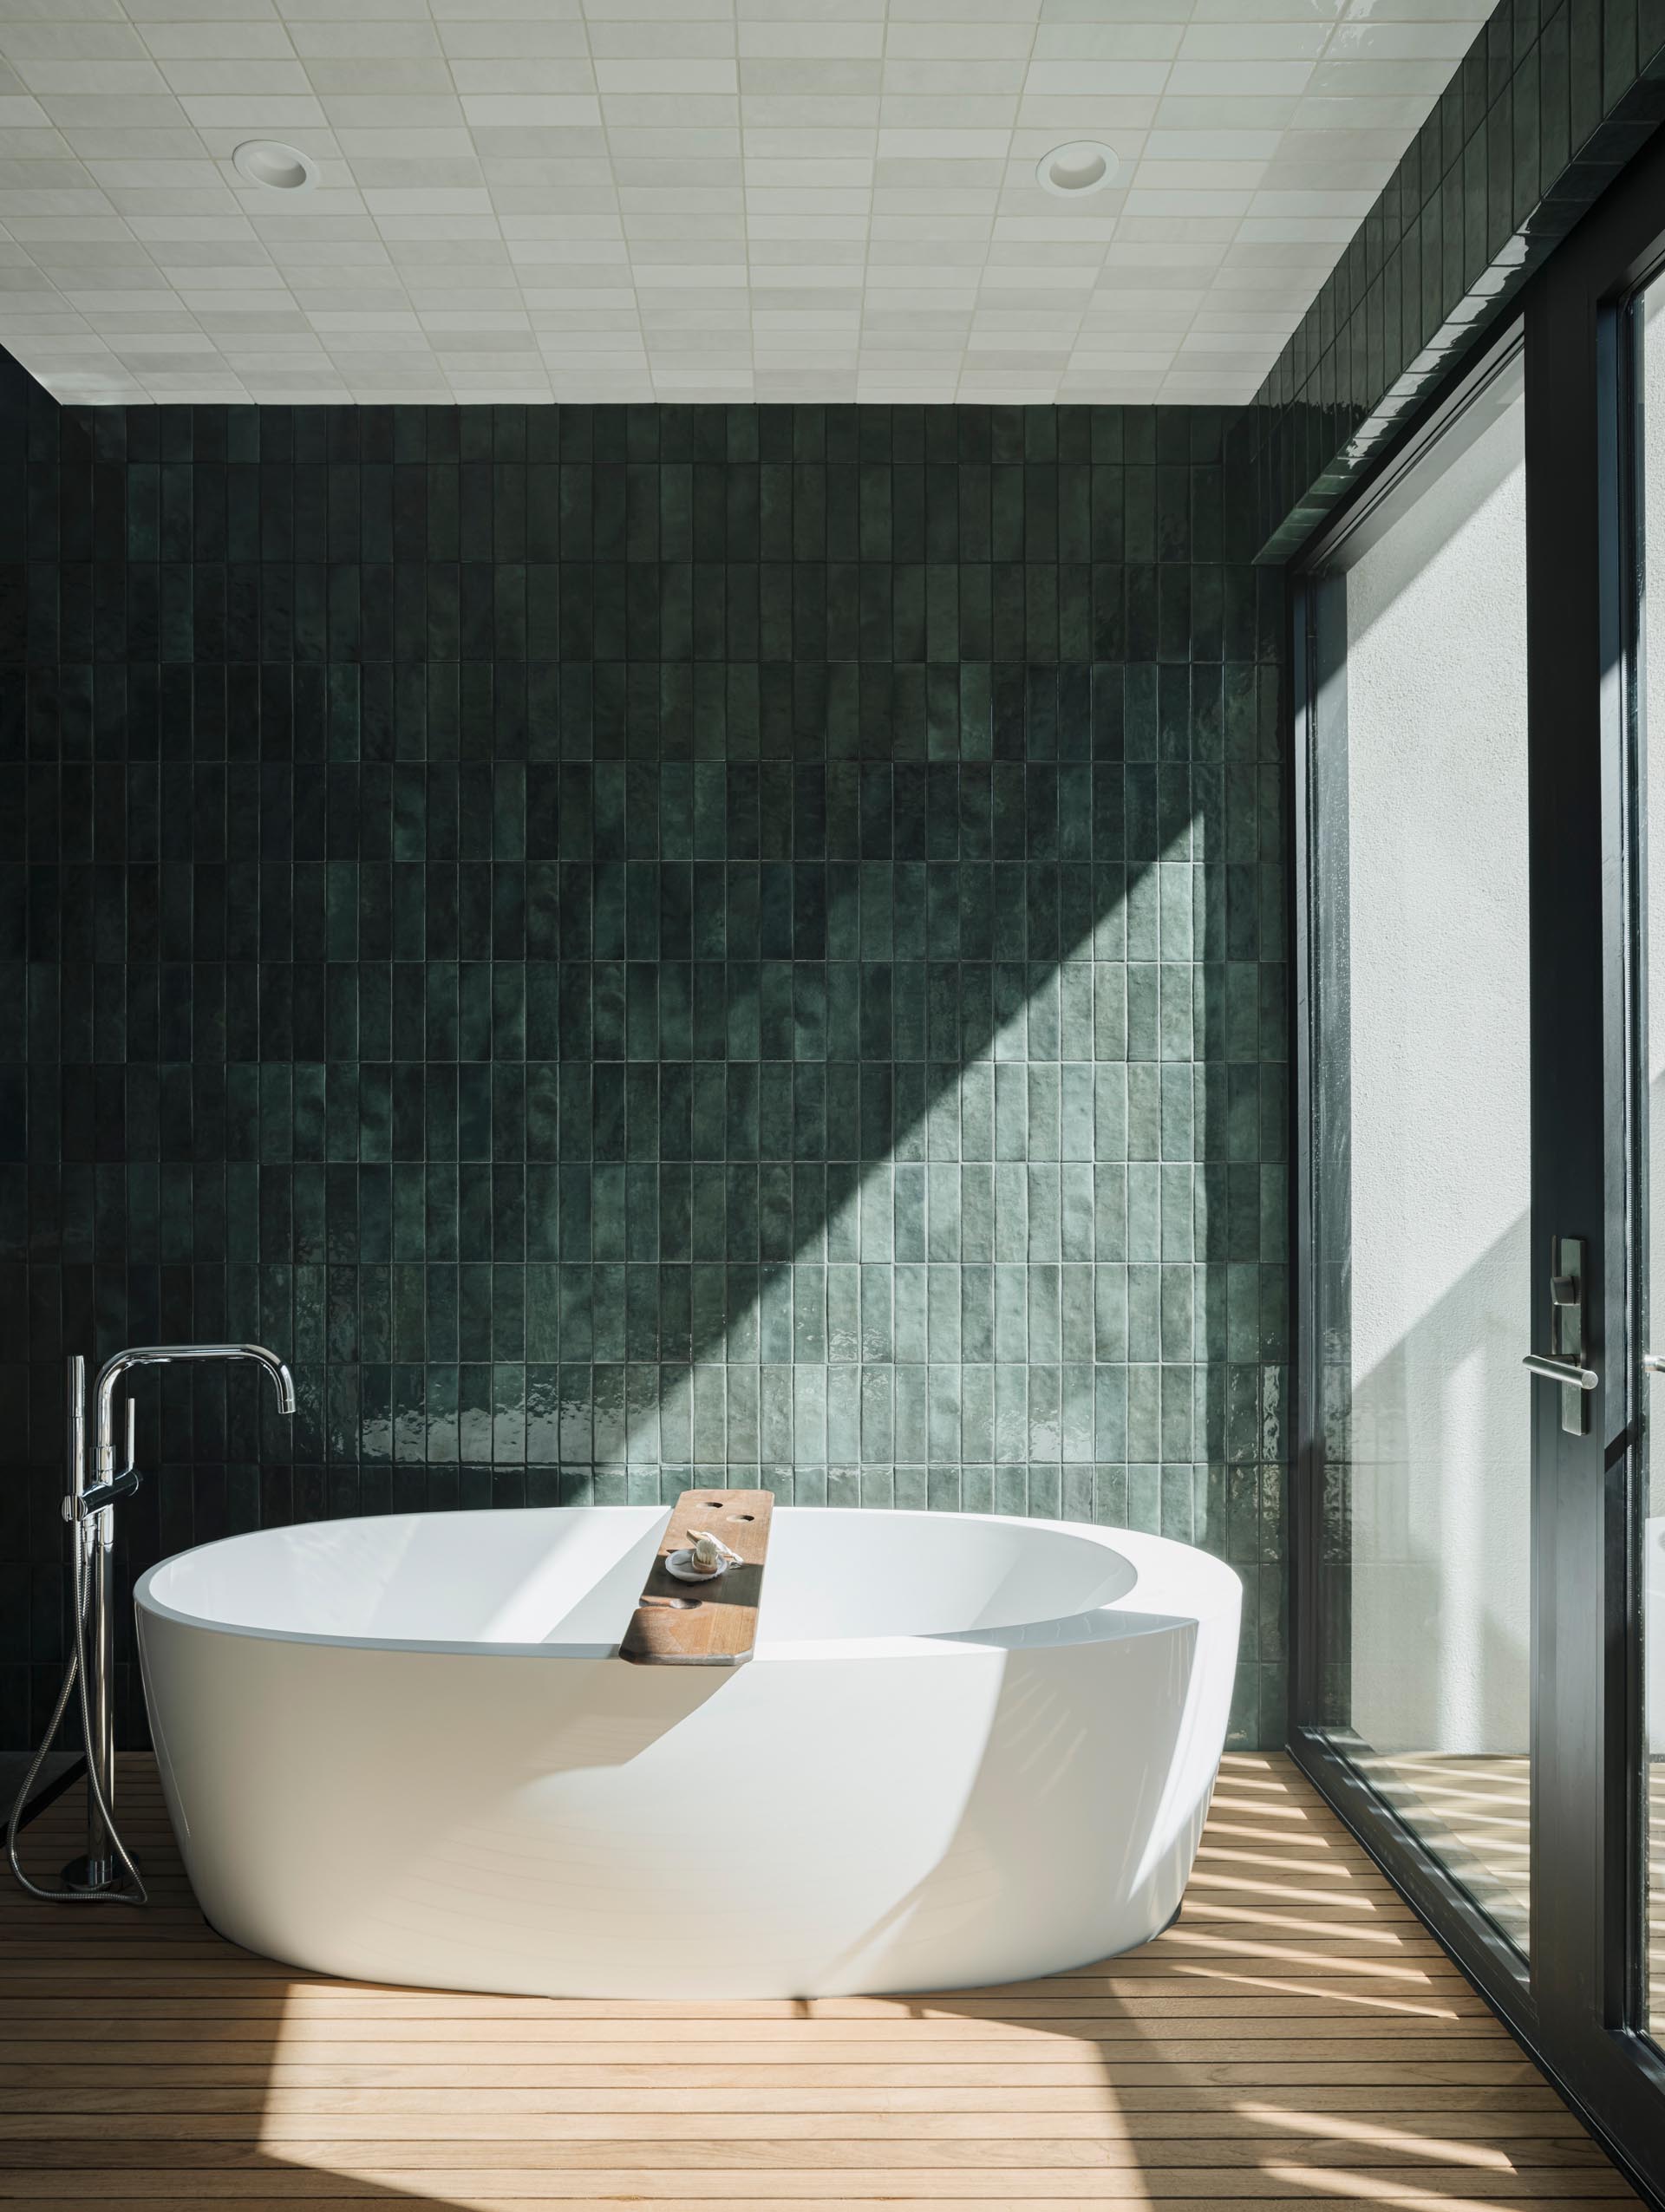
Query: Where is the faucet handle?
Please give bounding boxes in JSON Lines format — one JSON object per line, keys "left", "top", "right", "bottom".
{"left": 62, "top": 1393, "right": 137, "bottom": 1523}
{"left": 69, "top": 1468, "right": 141, "bottom": 1518}
{"left": 65, "top": 1396, "right": 142, "bottom": 1523}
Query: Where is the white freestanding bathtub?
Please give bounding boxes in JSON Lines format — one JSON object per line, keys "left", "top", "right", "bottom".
{"left": 134, "top": 1506, "right": 1241, "bottom": 2000}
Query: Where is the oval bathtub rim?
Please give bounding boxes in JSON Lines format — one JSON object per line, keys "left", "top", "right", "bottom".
{"left": 132, "top": 1508, "right": 1243, "bottom": 1666}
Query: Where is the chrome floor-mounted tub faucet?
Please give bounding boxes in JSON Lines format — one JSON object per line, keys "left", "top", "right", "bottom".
{"left": 6, "top": 1343, "right": 297, "bottom": 1905}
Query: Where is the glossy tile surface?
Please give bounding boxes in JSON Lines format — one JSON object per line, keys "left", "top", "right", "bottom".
{"left": 0, "top": 388, "right": 1288, "bottom": 1753}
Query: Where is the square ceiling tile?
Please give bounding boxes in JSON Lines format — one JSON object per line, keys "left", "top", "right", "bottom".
{"left": 0, "top": 0, "right": 1492, "bottom": 405}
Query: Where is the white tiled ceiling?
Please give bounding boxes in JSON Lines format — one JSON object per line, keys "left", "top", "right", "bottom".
{"left": 0, "top": 0, "right": 1492, "bottom": 409}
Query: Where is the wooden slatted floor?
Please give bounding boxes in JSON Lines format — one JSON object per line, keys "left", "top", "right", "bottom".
{"left": 0, "top": 1752, "right": 1642, "bottom": 2210}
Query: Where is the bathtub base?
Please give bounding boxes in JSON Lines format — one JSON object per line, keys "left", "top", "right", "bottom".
{"left": 196, "top": 1895, "right": 1192, "bottom": 2004}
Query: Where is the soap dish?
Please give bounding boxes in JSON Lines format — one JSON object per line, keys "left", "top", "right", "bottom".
{"left": 665, "top": 1549, "right": 730, "bottom": 1583}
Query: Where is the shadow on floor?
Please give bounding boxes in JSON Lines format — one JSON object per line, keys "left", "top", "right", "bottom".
{"left": 0, "top": 1753, "right": 1633, "bottom": 2209}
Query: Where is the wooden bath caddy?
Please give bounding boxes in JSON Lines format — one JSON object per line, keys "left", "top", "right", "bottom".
{"left": 619, "top": 1488, "right": 774, "bottom": 1667}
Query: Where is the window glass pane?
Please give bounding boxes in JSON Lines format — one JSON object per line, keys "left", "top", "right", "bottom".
{"left": 1311, "top": 352, "right": 1531, "bottom": 1953}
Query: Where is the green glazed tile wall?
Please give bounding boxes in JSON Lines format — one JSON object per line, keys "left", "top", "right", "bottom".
{"left": 1251, "top": 0, "right": 1665, "bottom": 559}
{"left": 0, "top": 389, "right": 1289, "bottom": 1752}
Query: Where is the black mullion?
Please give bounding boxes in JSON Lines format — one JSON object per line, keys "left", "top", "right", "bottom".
{"left": 1525, "top": 151, "right": 1612, "bottom": 2077}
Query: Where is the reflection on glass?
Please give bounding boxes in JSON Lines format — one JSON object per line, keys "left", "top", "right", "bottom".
{"left": 1312, "top": 353, "right": 1532, "bottom": 1953}
{"left": 1637, "top": 276, "right": 1665, "bottom": 2041}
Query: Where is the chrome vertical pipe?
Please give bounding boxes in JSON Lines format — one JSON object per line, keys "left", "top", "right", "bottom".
{"left": 78, "top": 1382, "right": 134, "bottom": 1889}
{"left": 83, "top": 1511, "right": 114, "bottom": 1888}
{"left": 61, "top": 1354, "right": 123, "bottom": 1890}
{"left": 60, "top": 1353, "right": 114, "bottom": 1890}
{"left": 66, "top": 1354, "right": 84, "bottom": 1489}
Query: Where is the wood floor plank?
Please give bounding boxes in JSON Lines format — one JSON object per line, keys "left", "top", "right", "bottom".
{"left": 0, "top": 2109, "right": 1596, "bottom": 2143}
{"left": 0, "top": 1753, "right": 1642, "bottom": 2209}
{"left": 0, "top": 2177, "right": 1643, "bottom": 2203}
{"left": 0, "top": 2127, "right": 1626, "bottom": 2161}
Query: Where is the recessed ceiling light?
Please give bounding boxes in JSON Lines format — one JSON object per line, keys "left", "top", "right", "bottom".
{"left": 1035, "top": 140, "right": 1119, "bottom": 198}
{"left": 232, "top": 140, "right": 317, "bottom": 192}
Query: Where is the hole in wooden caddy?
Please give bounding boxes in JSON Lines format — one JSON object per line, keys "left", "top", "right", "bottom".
{"left": 620, "top": 1488, "right": 774, "bottom": 1667}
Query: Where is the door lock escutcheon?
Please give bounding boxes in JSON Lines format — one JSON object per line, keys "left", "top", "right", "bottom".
{"left": 1522, "top": 1234, "right": 1596, "bottom": 1433}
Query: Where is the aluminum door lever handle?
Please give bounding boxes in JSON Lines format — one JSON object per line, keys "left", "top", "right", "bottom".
{"left": 1523, "top": 1352, "right": 1598, "bottom": 1390}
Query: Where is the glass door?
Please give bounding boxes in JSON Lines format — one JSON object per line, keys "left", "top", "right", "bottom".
{"left": 1300, "top": 344, "right": 1536, "bottom": 1963}
{"left": 1292, "top": 122, "right": 1665, "bottom": 2202}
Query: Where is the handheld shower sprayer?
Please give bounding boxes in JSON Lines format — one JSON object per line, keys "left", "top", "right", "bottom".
{"left": 6, "top": 1343, "right": 297, "bottom": 1906}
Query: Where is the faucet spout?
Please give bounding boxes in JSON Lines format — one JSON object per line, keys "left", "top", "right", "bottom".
{"left": 252, "top": 1348, "right": 297, "bottom": 1416}
{"left": 91, "top": 1341, "right": 297, "bottom": 1477}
